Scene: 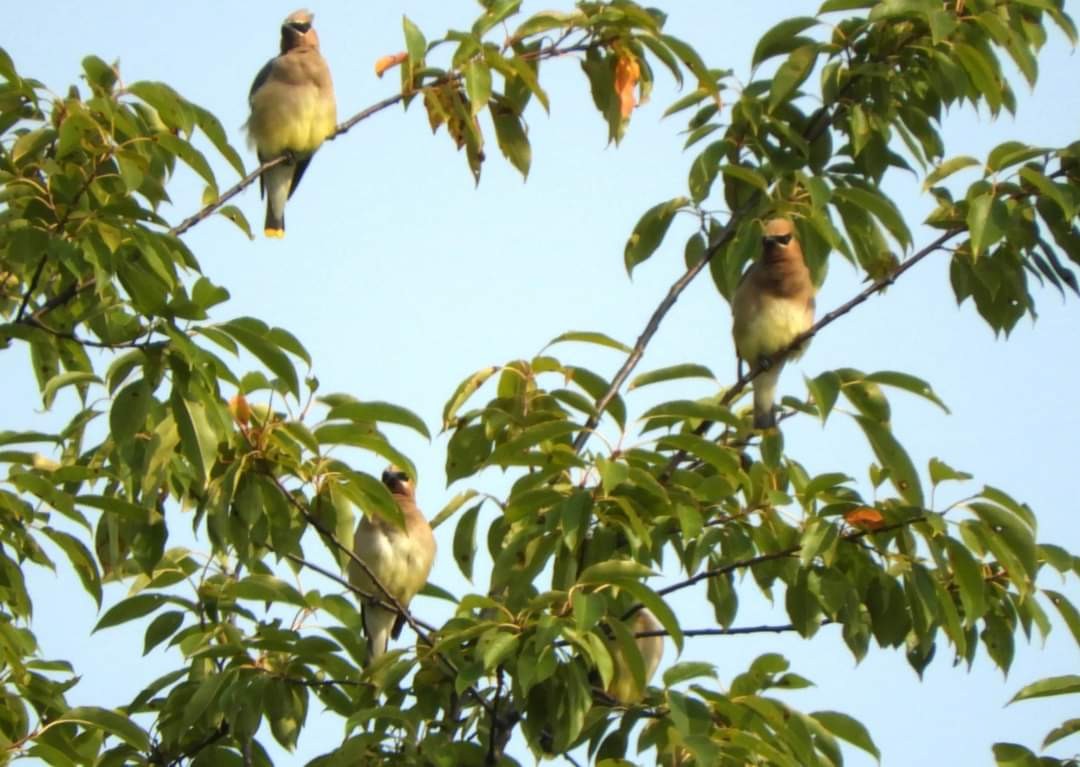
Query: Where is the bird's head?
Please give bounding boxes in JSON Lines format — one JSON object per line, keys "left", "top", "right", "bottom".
{"left": 281, "top": 9, "right": 320, "bottom": 53}
{"left": 760, "top": 218, "right": 802, "bottom": 264}
{"left": 381, "top": 465, "right": 414, "bottom": 498}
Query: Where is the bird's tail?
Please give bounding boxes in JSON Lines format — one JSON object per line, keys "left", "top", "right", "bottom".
{"left": 262, "top": 163, "right": 292, "bottom": 238}
{"left": 362, "top": 603, "right": 396, "bottom": 663}
{"left": 752, "top": 363, "right": 783, "bottom": 429}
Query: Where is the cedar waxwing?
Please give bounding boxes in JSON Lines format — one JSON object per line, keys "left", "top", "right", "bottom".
{"left": 731, "top": 219, "right": 816, "bottom": 429}
{"left": 246, "top": 9, "right": 337, "bottom": 238}
{"left": 348, "top": 466, "right": 436, "bottom": 663}
{"left": 605, "top": 608, "right": 664, "bottom": 703}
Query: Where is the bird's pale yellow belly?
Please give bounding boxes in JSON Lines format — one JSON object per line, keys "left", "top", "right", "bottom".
{"left": 734, "top": 294, "right": 812, "bottom": 363}
{"left": 249, "top": 88, "right": 336, "bottom": 156}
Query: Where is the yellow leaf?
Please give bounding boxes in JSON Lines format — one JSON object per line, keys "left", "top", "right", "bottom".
{"left": 614, "top": 53, "right": 641, "bottom": 120}
{"left": 229, "top": 394, "right": 251, "bottom": 427}
{"left": 374, "top": 52, "right": 408, "bottom": 78}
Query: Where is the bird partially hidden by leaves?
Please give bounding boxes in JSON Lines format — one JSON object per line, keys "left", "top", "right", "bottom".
{"left": 245, "top": 9, "right": 337, "bottom": 238}
{"left": 348, "top": 466, "right": 436, "bottom": 663}
{"left": 604, "top": 608, "right": 664, "bottom": 703}
{"left": 732, "top": 218, "right": 817, "bottom": 429}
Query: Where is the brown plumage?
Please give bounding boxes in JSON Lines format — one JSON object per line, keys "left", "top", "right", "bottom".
{"left": 605, "top": 608, "right": 664, "bottom": 703}
{"left": 731, "top": 218, "right": 816, "bottom": 429}
{"left": 348, "top": 466, "right": 436, "bottom": 663}
{"left": 245, "top": 9, "right": 337, "bottom": 238}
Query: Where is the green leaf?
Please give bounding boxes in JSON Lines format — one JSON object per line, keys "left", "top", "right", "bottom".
{"left": 326, "top": 400, "right": 430, "bottom": 440}
{"left": 805, "top": 371, "right": 840, "bottom": 423}
{"left": 443, "top": 366, "right": 498, "bottom": 428}
{"left": 967, "top": 191, "right": 1007, "bottom": 257}
{"left": 923, "top": 156, "right": 981, "bottom": 190}
{"left": 219, "top": 319, "right": 300, "bottom": 398}
{"left": 992, "top": 743, "right": 1039, "bottom": 767}
{"left": 446, "top": 424, "right": 491, "bottom": 484}
{"left": 1043, "top": 718, "right": 1080, "bottom": 749}
{"left": 58, "top": 707, "right": 150, "bottom": 752}
{"left": 234, "top": 574, "right": 306, "bottom": 606}
{"left": 463, "top": 59, "right": 491, "bottom": 115}
{"left": 1009, "top": 675, "right": 1080, "bottom": 703}
{"left": 629, "top": 363, "right": 715, "bottom": 390}
{"left": 656, "top": 433, "right": 740, "bottom": 475}
{"left": 769, "top": 45, "right": 818, "bottom": 111}
{"left": 217, "top": 205, "right": 253, "bottom": 239}
{"left": 41, "top": 371, "right": 100, "bottom": 409}
{"left": 579, "top": 560, "right": 654, "bottom": 584}
{"left": 491, "top": 101, "right": 531, "bottom": 178}
{"left": 929, "top": 458, "right": 972, "bottom": 486}
{"left": 1020, "top": 165, "right": 1074, "bottom": 218}
{"left": 624, "top": 197, "right": 689, "bottom": 275}
{"left": 864, "top": 371, "right": 948, "bottom": 412}
{"left": 546, "top": 331, "right": 631, "bottom": 354}
{"left": 811, "top": 711, "right": 880, "bottom": 762}
{"left": 402, "top": 15, "right": 427, "bottom": 81}
{"left": 752, "top": 17, "right": 819, "bottom": 68}
{"left": 110, "top": 379, "right": 152, "bottom": 446}
{"left": 853, "top": 416, "right": 923, "bottom": 506}
{"left": 1045, "top": 590, "right": 1080, "bottom": 648}
{"left": 94, "top": 594, "right": 168, "bottom": 632}
{"left": 143, "top": 611, "right": 184, "bottom": 655}
{"left": 944, "top": 538, "right": 986, "bottom": 624}
{"left": 833, "top": 187, "right": 912, "bottom": 250}
{"left": 42, "top": 528, "right": 101, "bottom": 607}
{"left": 662, "top": 661, "right": 716, "bottom": 687}
{"left": 452, "top": 502, "right": 481, "bottom": 581}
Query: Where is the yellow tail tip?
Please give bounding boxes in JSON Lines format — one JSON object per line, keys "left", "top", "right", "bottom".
{"left": 264, "top": 228, "right": 285, "bottom": 239}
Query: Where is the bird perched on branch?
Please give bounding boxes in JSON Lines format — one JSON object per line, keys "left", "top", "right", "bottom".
{"left": 605, "top": 608, "right": 664, "bottom": 703}
{"left": 246, "top": 9, "right": 337, "bottom": 238}
{"left": 732, "top": 218, "right": 816, "bottom": 429}
{"left": 348, "top": 466, "right": 436, "bottom": 663}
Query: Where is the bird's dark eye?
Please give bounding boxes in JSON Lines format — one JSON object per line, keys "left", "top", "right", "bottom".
{"left": 774, "top": 234, "right": 792, "bottom": 245}
{"left": 287, "top": 22, "right": 312, "bottom": 33}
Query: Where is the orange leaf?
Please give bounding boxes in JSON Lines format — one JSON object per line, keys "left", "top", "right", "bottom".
{"left": 614, "top": 53, "right": 641, "bottom": 120}
{"left": 229, "top": 394, "right": 251, "bottom": 426}
{"left": 844, "top": 507, "right": 885, "bottom": 530}
{"left": 374, "top": 52, "right": 408, "bottom": 78}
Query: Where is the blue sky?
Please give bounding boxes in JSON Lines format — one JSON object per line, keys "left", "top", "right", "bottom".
{"left": 5, "top": 1, "right": 1080, "bottom": 764}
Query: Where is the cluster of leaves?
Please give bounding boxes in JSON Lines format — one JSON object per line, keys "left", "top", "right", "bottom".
{"left": 0, "top": 0, "right": 1078, "bottom": 765}
{"left": 993, "top": 674, "right": 1080, "bottom": 767}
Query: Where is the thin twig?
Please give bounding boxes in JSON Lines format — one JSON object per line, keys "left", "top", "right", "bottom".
{"left": 623, "top": 517, "right": 922, "bottom": 620}
{"left": 633, "top": 621, "right": 834, "bottom": 639}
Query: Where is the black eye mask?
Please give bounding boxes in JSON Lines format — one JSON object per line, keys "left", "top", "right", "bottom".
{"left": 763, "top": 233, "right": 793, "bottom": 246}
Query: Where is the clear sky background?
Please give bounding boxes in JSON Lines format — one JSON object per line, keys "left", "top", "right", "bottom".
{"left": 4, "top": 2, "right": 1080, "bottom": 765}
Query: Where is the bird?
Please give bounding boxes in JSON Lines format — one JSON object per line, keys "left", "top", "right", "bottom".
{"left": 348, "top": 466, "right": 436, "bottom": 663}
{"left": 731, "top": 218, "right": 816, "bottom": 429}
{"left": 605, "top": 608, "right": 664, "bottom": 703}
{"left": 245, "top": 9, "right": 337, "bottom": 238}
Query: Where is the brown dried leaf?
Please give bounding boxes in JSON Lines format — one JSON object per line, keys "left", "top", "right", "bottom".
{"left": 844, "top": 506, "right": 885, "bottom": 530}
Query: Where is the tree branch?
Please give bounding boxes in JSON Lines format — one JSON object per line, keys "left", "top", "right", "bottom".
{"left": 282, "top": 550, "right": 436, "bottom": 633}
{"left": 623, "top": 517, "right": 923, "bottom": 620}
{"left": 266, "top": 474, "right": 494, "bottom": 715}
{"left": 657, "top": 227, "right": 962, "bottom": 480}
